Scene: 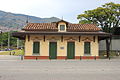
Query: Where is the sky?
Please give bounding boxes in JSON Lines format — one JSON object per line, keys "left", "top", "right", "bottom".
{"left": 0, "top": 0, "right": 120, "bottom": 23}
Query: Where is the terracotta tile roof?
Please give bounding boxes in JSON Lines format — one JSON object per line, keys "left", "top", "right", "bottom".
{"left": 23, "top": 23, "right": 58, "bottom": 31}
{"left": 67, "top": 24, "right": 101, "bottom": 32}
{"left": 22, "top": 22, "right": 102, "bottom": 32}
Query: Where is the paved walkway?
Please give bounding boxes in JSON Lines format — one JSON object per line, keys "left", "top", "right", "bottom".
{"left": 0, "top": 55, "right": 21, "bottom": 60}
{"left": 0, "top": 59, "right": 120, "bottom": 80}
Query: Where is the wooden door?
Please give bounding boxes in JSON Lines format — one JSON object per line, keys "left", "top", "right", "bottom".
{"left": 49, "top": 42, "right": 57, "bottom": 59}
{"left": 67, "top": 42, "right": 75, "bottom": 59}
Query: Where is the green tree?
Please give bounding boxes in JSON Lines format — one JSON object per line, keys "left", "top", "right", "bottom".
{"left": 0, "top": 31, "right": 23, "bottom": 49}
{"left": 77, "top": 2, "right": 120, "bottom": 58}
{"left": 77, "top": 2, "right": 120, "bottom": 33}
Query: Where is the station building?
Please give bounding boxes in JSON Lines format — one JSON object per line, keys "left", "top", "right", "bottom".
{"left": 13, "top": 20, "right": 110, "bottom": 59}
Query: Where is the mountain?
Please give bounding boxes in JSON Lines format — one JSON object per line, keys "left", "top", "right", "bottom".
{"left": 0, "top": 10, "right": 60, "bottom": 31}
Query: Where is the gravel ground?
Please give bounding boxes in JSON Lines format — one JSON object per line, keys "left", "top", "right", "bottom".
{"left": 0, "top": 59, "right": 120, "bottom": 80}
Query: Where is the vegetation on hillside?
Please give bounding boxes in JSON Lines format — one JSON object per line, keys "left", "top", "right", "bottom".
{"left": 0, "top": 10, "right": 60, "bottom": 29}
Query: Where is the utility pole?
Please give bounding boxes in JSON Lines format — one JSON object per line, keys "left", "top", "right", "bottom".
{"left": 0, "top": 30, "right": 3, "bottom": 50}
{"left": 17, "top": 38, "right": 19, "bottom": 49}
{"left": 16, "top": 26, "right": 19, "bottom": 49}
{"left": 8, "top": 32, "right": 10, "bottom": 49}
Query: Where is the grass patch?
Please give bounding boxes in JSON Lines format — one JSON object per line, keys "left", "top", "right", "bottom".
{"left": 0, "top": 49, "right": 24, "bottom": 56}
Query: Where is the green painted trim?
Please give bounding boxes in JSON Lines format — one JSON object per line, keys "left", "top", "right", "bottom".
{"left": 67, "top": 42, "right": 75, "bottom": 59}
{"left": 49, "top": 42, "right": 57, "bottom": 59}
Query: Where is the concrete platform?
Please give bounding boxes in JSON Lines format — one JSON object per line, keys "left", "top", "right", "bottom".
{"left": 0, "top": 55, "right": 21, "bottom": 60}
{"left": 0, "top": 59, "right": 120, "bottom": 80}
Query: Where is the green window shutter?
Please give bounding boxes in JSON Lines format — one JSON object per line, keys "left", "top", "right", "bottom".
{"left": 84, "top": 42, "right": 90, "bottom": 55}
{"left": 33, "top": 42, "right": 40, "bottom": 55}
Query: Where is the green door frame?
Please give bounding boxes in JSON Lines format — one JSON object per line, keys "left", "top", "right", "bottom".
{"left": 49, "top": 42, "right": 57, "bottom": 59}
{"left": 67, "top": 42, "right": 75, "bottom": 59}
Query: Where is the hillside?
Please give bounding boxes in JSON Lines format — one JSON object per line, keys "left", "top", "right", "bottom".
{"left": 0, "top": 10, "right": 60, "bottom": 32}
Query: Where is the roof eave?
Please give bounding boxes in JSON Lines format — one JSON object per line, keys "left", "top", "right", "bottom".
{"left": 12, "top": 31, "right": 111, "bottom": 40}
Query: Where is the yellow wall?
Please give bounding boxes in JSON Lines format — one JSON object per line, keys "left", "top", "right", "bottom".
{"left": 25, "top": 35, "right": 33, "bottom": 56}
{"left": 57, "top": 36, "right": 67, "bottom": 56}
{"left": 25, "top": 35, "right": 99, "bottom": 56}
{"left": 91, "top": 36, "right": 99, "bottom": 56}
